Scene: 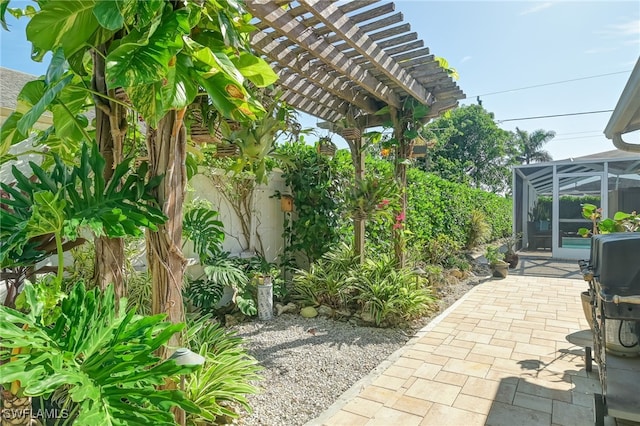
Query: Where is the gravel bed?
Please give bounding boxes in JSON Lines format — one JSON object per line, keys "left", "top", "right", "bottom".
{"left": 232, "top": 271, "right": 488, "bottom": 426}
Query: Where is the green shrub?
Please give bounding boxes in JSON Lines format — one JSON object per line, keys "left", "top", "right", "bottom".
{"left": 277, "top": 142, "right": 351, "bottom": 265}
{"left": 291, "top": 243, "right": 358, "bottom": 308}
{"left": 185, "top": 316, "right": 262, "bottom": 424}
{"left": 405, "top": 168, "right": 512, "bottom": 249}
{"left": 422, "top": 234, "right": 463, "bottom": 268}
{"left": 353, "top": 256, "right": 435, "bottom": 326}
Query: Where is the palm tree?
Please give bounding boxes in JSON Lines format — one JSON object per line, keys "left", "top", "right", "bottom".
{"left": 514, "top": 127, "right": 555, "bottom": 164}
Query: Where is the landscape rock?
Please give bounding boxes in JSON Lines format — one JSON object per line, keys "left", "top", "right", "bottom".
{"left": 316, "top": 305, "right": 333, "bottom": 317}
{"left": 300, "top": 306, "right": 318, "bottom": 318}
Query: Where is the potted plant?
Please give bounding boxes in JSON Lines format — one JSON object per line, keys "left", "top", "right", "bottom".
{"left": 504, "top": 233, "right": 522, "bottom": 269}
{"left": 486, "top": 245, "right": 508, "bottom": 279}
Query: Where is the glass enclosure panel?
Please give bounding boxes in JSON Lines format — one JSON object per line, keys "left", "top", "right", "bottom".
{"left": 607, "top": 172, "right": 640, "bottom": 218}
{"left": 557, "top": 174, "right": 601, "bottom": 250}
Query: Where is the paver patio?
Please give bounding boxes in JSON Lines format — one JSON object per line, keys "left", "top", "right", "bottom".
{"left": 309, "top": 273, "right": 631, "bottom": 426}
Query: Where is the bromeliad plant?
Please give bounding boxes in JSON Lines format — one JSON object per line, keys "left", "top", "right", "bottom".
{"left": 346, "top": 175, "right": 399, "bottom": 221}
{"left": 0, "top": 281, "right": 200, "bottom": 425}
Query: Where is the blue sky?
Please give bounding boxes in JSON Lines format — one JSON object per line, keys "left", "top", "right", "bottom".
{"left": 1, "top": 1, "right": 639, "bottom": 161}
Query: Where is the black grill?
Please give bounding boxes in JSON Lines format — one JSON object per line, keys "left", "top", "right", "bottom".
{"left": 589, "top": 233, "right": 640, "bottom": 297}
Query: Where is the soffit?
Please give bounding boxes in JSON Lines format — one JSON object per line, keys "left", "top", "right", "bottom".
{"left": 246, "top": 0, "right": 465, "bottom": 128}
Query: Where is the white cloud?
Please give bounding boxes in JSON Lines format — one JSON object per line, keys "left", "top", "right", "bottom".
{"left": 520, "top": 2, "right": 553, "bottom": 16}
{"left": 460, "top": 56, "right": 472, "bottom": 64}
{"left": 596, "top": 19, "right": 640, "bottom": 37}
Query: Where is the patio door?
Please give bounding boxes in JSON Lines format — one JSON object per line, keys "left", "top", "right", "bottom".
{"left": 553, "top": 171, "right": 607, "bottom": 260}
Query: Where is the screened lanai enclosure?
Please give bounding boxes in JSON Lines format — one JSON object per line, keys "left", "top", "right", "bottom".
{"left": 513, "top": 150, "right": 640, "bottom": 260}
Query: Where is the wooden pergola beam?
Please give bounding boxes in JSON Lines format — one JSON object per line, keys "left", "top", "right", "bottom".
{"left": 248, "top": 1, "right": 402, "bottom": 108}
{"left": 297, "top": 0, "right": 434, "bottom": 106}
{"left": 251, "top": 31, "right": 382, "bottom": 114}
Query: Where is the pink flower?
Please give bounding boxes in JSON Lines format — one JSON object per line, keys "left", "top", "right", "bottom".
{"left": 393, "top": 222, "right": 404, "bottom": 230}
{"left": 395, "top": 211, "right": 405, "bottom": 222}
{"left": 377, "top": 199, "right": 390, "bottom": 209}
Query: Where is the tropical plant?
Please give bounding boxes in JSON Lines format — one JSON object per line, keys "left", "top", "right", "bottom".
{"left": 184, "top": 316, "right": 261, "bottom": 425}
{"left": 182, "top": 202, "right": 225, "bottom": 264}
{"left": 513, "top": 127, "right": 555, "bottom": 164}
{"left": 292, "top": 243, "right": 358, "bottom": 309}
{"left": 0, "top": 143, "right": 165, "bottom": 263}
{"left": 485, "top": 245, "right": 505, "bottom": 266}
{"left": 345, "top": 175, "right": 399, "bottom": 221}
{"left": 185, "top": 257, "right": 248, "bottom": 309}
{"left": 0, "top": 281, "right": 200, "bottom": 425}
{"left": 220, "top": 97, "right": 298, "bottom": 184}
{"left": 466, "top": 209, "right": 491, "bottom": 249}
{"left": 578, "top": 204, "right": 640, "bottom": 236}
{"left": 352, "top": 256, "right": 434, "bottom": 326}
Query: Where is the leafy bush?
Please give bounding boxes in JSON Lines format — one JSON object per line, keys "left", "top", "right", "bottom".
{"left": 0, "top": 281, "right": 199, "bottom": 425}
{"left": 277, "top": 142, "right": 351, "bottom": 265}
{"left": 184, "top": 256, "right": 249, "bottom": 315}
{"left": 184, "top": 316, "right": 261, "bottom": 424}
{"left": 422, "top": 234, "right": 463, "bottom": 268}
{"left": 292, "top": 243, "right": 358, "bottom": 308}
{"left": 352, "top": 256, "right": 435, "bottom": 326}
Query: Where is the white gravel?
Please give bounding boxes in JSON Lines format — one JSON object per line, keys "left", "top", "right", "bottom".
{"left": 232, "top": 274, "right": 485, "bottom": 426}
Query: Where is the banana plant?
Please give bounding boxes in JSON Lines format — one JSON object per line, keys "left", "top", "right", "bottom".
{"left": 0, "top": 281, "right": 201, "bottom": 425}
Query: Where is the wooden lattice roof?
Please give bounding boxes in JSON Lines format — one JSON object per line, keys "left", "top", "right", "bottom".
{"left": 246, "top": 0, "right": 465, "bottom": 128}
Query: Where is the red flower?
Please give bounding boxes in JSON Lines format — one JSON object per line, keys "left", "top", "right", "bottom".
{"left": 395, "top": 211, "right": 406, "bottom": 222}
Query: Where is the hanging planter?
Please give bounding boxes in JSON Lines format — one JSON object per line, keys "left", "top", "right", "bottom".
{"left": 317, "top": 136, "right": 337, "bottom": 157}
{"left": 410, "top": 135, "right": 429, "bottom": 158}
{"left": 214, "top": 143, "right": 239, "bottom": 158}
{"left": 188, "top": 110, "right": 224, "bottom": 144}
{"left": 339, "top": 127, "right": 361, "bottom": 141}
{"left": 114, "top": 87, "right": 132, "bottom": 106}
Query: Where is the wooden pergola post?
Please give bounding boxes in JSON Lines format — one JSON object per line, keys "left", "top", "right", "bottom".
{"left": 391, "top": 107, "right": 409, "bottom": 268}
{"left": 343, "top": 127, "right": 366, "bottom": 264}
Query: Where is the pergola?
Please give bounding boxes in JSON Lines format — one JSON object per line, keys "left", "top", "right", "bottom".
{"left": 247, "top": 0, "right": 464, "bottom": 126}
{"left": 246, "top": 0, "right": 465, "bottom": 262}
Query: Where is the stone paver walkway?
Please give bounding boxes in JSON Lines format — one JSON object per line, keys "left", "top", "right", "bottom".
{"left": 309, "top": 275, "right": 617, "bottom": 426}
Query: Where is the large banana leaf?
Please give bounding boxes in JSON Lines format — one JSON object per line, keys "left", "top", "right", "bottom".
{"left": 0, "top": 281, "right": 200, "bottom": 425}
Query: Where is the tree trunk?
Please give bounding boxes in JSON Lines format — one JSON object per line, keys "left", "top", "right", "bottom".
{"left": 1, "top": 390, "right": 33, "bottom": 426}
{"left": 92, "top": 46, "right": 126, "bottom": 299}
{"left": 146, "top": 110, "right": 187, "bottom": 357}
